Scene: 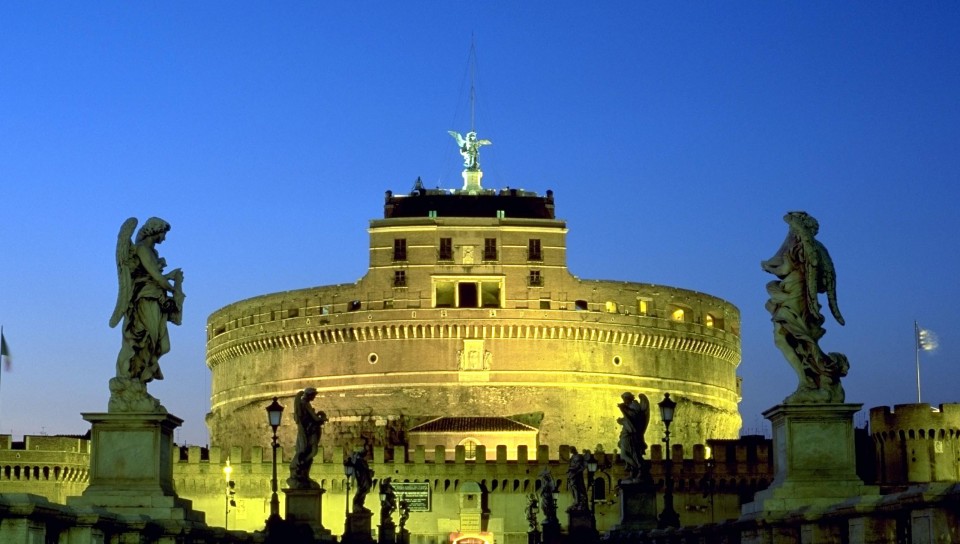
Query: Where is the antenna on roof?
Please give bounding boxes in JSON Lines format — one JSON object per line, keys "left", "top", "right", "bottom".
{"left": 469, "top": 33, "right": 477, "bottom": 132}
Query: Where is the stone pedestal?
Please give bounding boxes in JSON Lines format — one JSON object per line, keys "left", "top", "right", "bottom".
{"left": 742, "top": 403, "right": 879, "bottom": 516}
{"left": 67, "top": 411, "right": 203, "bottom": 523}
{"left": 397, "top": 528, "right": 410, "bottom": 544}
{"left": 461, "top": 169, "right": 483, "bottom": 193}
{"left": 541, "top": 520, "right": 562, "bottom": 544}
{"left": 567, "top": 508, "right": 597, "bottom": 542}
{"left": 283, "top": 487, "right": 333, "bottom": 541}
{"left": 344, "top": 510, "right": 374, "bottom": 543}
{"left": 378, "top": 520, "right": 396, "bottom": 544}
{"left": 614, "top": 480, "right": 657, "bottom": 532}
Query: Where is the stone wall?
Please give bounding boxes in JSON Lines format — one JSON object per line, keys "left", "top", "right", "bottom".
{"left": 206, "top": 279, "right": 742, "bottom": 455}
{"left": 871, "top": 403, "right": 960, "bottom": 487}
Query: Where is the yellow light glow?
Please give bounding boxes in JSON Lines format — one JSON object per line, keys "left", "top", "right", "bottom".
{"left": 671, "top": 308, "right": 685, "bottom": 321}
{"left": 223, "top": 459, "right": 232, "bottom": 481}
{"left": 705, "top": 315, "right": 714, "bottom": 328}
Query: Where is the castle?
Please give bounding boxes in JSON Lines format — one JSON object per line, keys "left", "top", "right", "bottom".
{"left": 205, "top": 132, "right": 743, "bottom": 458}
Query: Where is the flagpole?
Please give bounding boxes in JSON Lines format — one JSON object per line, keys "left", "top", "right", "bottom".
{"left": 915, "top": 321, "right": 921, "bottom": 403}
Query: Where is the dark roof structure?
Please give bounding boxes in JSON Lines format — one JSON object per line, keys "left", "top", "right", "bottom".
{"left": 408, "top": 417, "right": 538, "bottom": 434}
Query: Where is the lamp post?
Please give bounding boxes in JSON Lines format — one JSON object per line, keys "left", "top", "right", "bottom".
{"left": 344, "top": 462, "right": 354, "bottom": 516}
{"left": 657, "top": 392, "right": 680, "bottom": 529}
{"left": 585, "top": 452, "right": 598, "bottom": 528}
{"left": 265, "top": 397, "right": 284, "bottom": 524}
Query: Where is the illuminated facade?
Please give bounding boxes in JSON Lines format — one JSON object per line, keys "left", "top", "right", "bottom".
{"left": 205, "top": 160, "right": 743, "bottom": 456}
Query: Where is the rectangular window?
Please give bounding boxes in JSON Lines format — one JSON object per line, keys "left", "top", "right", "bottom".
{"left": 439, "top": 238, "right": 453, "bottom": 261}
{"left": 528, "top": 239, "right": 542, "bottom": 261}
{"left": 393, "top": 238, "right": 407, "bottom": 261}
{"left": 394, "top": 270, "right": 406, "bottom": 287}
{"left": 540, "top": 299, "right": 550, "bottom": 310}
{"left": 484, "top": 238, "right": 497, "bottom": 261}
{"left": 529, "top": 270, "right": 543, "bottom": 286}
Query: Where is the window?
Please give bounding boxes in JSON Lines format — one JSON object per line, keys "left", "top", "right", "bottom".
{"left": 433, "top": 277, "right": 503, "bottom": 309}
{"left": 637, "top": 299, "right": 650, "bottom": 316}
{"left": 393, "top": 238, "right": 407, "bottom": 261}
{"left": 705, "top": 314, "right": 714, "bottom": 328}
{"left": 575, "top": 299, "right": 589, "bottom": 311}
{"left": 671, "top": 308, "right": 685, "bottom": 322}
{"left": 540, "top": 299, "right": 550, "bottom": 310}
{"left": 528, "top": 239, "right": 542, "bottom": 261}
{"left": 348, "top": 300, "right": 362, "bottom": 312}
{"left": 459, "top": 438, "right": 480, "bottom": 460}
{"left": 439, "top": 238, "right": 453, "bottom": 260}
{"left": 483, "top": 238, "right": 497, "bottom": 260}
{"left": 394, "top": 271, "right": 406, "bottom": 287}
{"left": 529, "top": 270, "right": 542, "bottom": 286}
{"left": 605, "top": 301, "right": 618, "bottom": 313}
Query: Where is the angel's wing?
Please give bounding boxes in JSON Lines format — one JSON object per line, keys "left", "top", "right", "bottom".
{"left": 636, "top": 393, "right": 650, "bottom": 434}
{"left": 448, "top": 130, "right": 466, "bottom": 147}
{"left": 476, "top": 139, "right": 492, "bottom": 146}
{"left": 109, "top": 217, "right": 138, "bottom": 328}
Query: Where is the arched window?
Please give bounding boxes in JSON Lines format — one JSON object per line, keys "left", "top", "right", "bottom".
{"left": 459, "top": 438, "right": 481, "bottom": 460}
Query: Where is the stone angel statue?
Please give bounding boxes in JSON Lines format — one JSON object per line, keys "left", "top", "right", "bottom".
{"left": 448, "top": 130, "right": 491, "bottom": 170}
{"left": 108, "top": 217, "right": 184, "bottom": 411}
{"left": 288, "top": 387, "right": 327, "bottom": 488}
{"left": 617, "top": 392, "right": 651, "bottom": 482}
{"left": 762, "top": 211, "right": 849, "bottom": 403}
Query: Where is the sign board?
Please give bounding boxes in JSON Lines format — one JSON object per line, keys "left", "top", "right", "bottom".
{"left": 392, "top": 482, "right": 431, "bottom": 512}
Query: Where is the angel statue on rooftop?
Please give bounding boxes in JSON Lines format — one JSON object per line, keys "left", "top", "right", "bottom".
{"left": 762, "top": 211, "right": 848, "bottom": 404}
{"left": 448, "top": 130, "right": 491, "bottom": 171}
{"left": 108, "top": 217, "right": 185, "bottom": 412}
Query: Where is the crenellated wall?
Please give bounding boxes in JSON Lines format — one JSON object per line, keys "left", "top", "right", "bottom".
{"left": 870, "top": 403, "right": 960, "bottom": 486}
{"left": 0, "top": 435, "right": 90, "bottom": 504}
{"left": 171, "top": 438, "right": 773, "bottom": 540}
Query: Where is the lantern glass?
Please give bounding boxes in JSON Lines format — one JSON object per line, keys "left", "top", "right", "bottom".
{"left": 658, "top": 393, "right": 676, "bottom": 425}
{"left": 266, "top": 397, "right": 284, "bottom": 429}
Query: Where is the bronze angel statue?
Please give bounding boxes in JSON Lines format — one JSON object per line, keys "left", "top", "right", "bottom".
{"left": 762, "top": 211, "right": 848, "bottom": 403}
{"left": 448, "top": 130, "right": 491, "bottom": 170}
{"left": 109, "top": 217, "right": 185, "bottom": 392}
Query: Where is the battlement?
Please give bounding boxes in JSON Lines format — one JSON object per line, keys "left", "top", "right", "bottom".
{"left": 870, "top": 403, "right": 960, "bottom": 441}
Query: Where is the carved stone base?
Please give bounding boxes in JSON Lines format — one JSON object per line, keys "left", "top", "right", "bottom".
{"left": 344, "top": 510, "right": 374, "bottom": 543}
{"left": 67, "top": 411, "right": 203, "bottom": 523}
{"left": 613, "top": 480, "right": 657, "bottom": 532}
{"left": 283, "top": 487, "right": 333, "bottom": 541}
{"left": 742, "top": 403, "right": 879, "bottom": 516}
{"left": 567, "top": 508, "right": 596, "bottom": 541}
{"left": 378, "top": 521, "right": 396, "bottom": 544}
{"left": 541, "top": 520, "right": 562, "bottom": 544}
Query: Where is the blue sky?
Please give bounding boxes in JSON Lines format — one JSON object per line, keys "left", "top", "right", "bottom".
{"left": 1, "top": 3, "right": 958, "bottom": 446}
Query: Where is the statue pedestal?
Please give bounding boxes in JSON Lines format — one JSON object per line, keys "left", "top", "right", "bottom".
{"left": 541, "top": 520, "right": 562, "bottom": 544}
{"left": 742, "top": 403, "right": 879, "bottom": 516}
{"left": 566, "top": 507, "right": 596, "bottom": 541}
{"left": 344, "top": 510, "right": 374, "bottom": 543}
{"left": 461, "top": 169, "right": 483, "bottom": 193}
{"left": 283, "top": 487, "right": 334, "bottom": 541}
{"left": 612, "top": 480, "right": 657, "bottom": 532}
{"left": 378, "top": 520, "right": 396, "bottom": 544}
{"left": 67, "top": 411, "right": 203, "bottom": 523}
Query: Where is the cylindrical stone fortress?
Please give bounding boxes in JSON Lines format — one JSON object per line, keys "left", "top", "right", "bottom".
{"left": 206, "top": 185, "right": 742, "bottom": 455}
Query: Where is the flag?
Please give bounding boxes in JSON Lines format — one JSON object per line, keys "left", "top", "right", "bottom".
{"left": 0, "top": 330, "right": 10, "bottom": 371}
{"left": 918, "top": 326, "right": 939, "bottom": 352}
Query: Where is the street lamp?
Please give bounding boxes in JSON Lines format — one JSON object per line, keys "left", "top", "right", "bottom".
{"left": 657, "top": 392, "right": 680, "bottom": 529}
{"left": 265, "top": 397, "right": 284, "bottom": 524}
